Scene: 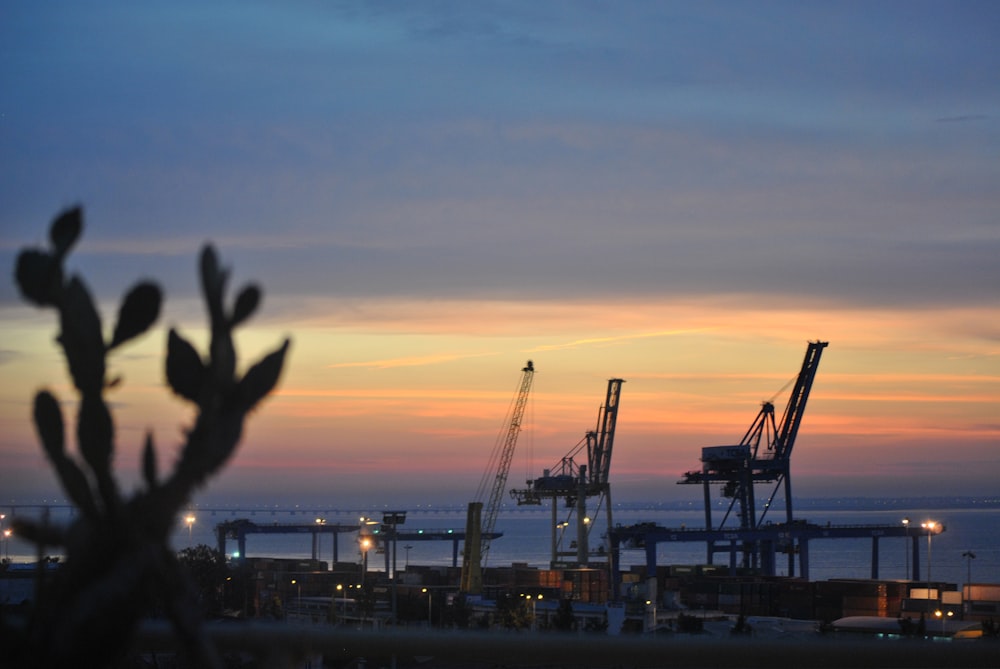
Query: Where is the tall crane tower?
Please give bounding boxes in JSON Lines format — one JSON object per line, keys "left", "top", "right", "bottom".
{"left": 511, "top": 378, "right": 624, "bottom": 569}
{"left": 678, "top": 341, "right": 827, "bottom": 574}
{"left": 460, "top": 360, "right": 535, "bottom": 594}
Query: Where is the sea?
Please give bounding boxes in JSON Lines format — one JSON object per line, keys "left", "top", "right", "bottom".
{"left": 4, "top": 498, "right": 998, "bottom": 588}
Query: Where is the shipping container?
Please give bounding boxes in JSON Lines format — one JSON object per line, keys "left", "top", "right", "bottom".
{"left": 965, "top": 584, "right": 1000, "bottom": 601}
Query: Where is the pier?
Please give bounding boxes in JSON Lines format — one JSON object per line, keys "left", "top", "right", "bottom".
{"left": 215, "top": 518, "right": 499, "bottom": 569}
{"left": 610, "top": 520, "right": 944, "bottom": 597}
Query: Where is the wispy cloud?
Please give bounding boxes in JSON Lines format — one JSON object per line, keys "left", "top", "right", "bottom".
{"left": 934, "top": 114, "right": 989, "bottom": 123}
{"left": 327, "top": 351, "right": 498, "bottom": 370}
{"left": 527, "top": 328, "right": 714, "bottom": 352}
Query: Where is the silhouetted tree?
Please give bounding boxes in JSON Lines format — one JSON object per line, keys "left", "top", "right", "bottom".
{"left": 177, "top": 544, "right": 229, "bottom": 617}
{"left": 584, "top": 612, "right": 609, "bottom": 634}
{"left": 676, "top": 613, "right": 704, "bottom": 634}
{"left": 552, "top": 598, "right": 576, "bottom": 632}
{"left": 495, "top": 593, "right": 532, "bottom": 630}
{"left": 447, "top": 592, "right": 472, "bottom": 629}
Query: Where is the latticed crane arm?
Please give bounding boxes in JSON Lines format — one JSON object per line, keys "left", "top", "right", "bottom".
{"left": 478, "top": 360, "right": 534, "bottom": 560}
{"left": 773, "top": 341, "right": 828, "bottom": 460}
{"left": 589, "top": 379, "right": 624, "bottom": 486}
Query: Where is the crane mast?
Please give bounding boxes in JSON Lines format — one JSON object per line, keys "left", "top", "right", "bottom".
{"left": 510, "top": 378, "right": 624, "bottom": 568}
{"left": 461, "top": 360, "right": 534, "bottom": 594}
{"left": 678, "top": 341, "right": 828, "bottom": 574}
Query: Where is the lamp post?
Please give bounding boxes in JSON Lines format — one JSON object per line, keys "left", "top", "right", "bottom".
{"left": 422, "top": 587, "right": 432, "bottom": 626}
{"left": 315, "top": 518, "right": 326, "bottom": 562}
{"left": 359, "top": 536, "right": 372, "bottom": 583}
{"left": 184, "top": 514, "right": 196, "bottom": 546}
{"left": 336, "top": 584, "right": 345, "bottom": 623}
{"left": 404, "top": 544, "right": 413, "bottom": 570}
{"left": 934, "top": 609, "right": 953, "bottom": 635}
{"left": 358, "top": 516, "right": 378, "bottom": 583}
{"left": 290, "top": 579, "right": 301, "bottom": 622}
{"left": 383, "top": 511, "right": 406, "bottom": 625}
{"left": 962, "top": 551, "right": 976, "bottom": 585}
{"left": 921, "top": 521, "right": 937, "bottom": 583}
{"left": 524, "top": 594, "right": 540, "bottom": 632}
{"left": 902, "top": 518, "right": 910, "bottom": 579}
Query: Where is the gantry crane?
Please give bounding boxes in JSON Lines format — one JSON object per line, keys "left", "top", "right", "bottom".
{"left": 678, "top": 341, "right": 827, "bottom": 574}
{"left": 460, "top": 360, "right": 535, "bottom": 594}
{"left": 511, "top": 378, "right": 624, "bottom": 569}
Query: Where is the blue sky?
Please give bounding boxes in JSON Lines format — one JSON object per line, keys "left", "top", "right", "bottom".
{"left": 1, "top": 2, "right": 998, "bottom": 505}
{"left": 3, "top": 2, "right": 998, "bottom": 306}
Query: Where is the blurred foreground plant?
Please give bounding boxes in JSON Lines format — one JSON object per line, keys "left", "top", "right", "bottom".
{"left": 5, "top": 207, "right": 289, "bottom": 667}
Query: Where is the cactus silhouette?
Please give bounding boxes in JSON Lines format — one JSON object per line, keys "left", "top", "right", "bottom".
{"left": 7, "top": 207, "right": 290, "bottom": 667}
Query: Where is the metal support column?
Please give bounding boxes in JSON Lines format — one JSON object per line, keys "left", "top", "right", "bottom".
{"left": 703, "top": 479, "right": 714, "bottom": 564}
{"left": 798, "top": 539, "right": 809, "bottom": 581}
{"left": 609, "top": 533, "right": 622, "bottom": 600}
{"left": 645, "top": 542, "right": 658, "bottom": 581}
{"left": 871, "top": 535, "right": 879, "bottom": 579}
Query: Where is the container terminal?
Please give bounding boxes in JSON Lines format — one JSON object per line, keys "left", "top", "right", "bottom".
{"left": 3, "top": 343, "right": 998, "bottom": 652}
{"left": 188, "top": 344, "right": 997, "bottom": 640}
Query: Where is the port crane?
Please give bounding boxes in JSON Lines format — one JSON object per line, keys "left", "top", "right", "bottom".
{"left": 678, "top": 341, "right": 828, "bottom": 574}
{"left": 511, "top": 378, "right": 624, "bottom": 569}
{"left": 460, "top": 360, "right": 535, "bottom": 594}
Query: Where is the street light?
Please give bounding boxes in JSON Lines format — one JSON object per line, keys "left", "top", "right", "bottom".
{"left": 921, "top": 521, "right": 938, "bottom": 583}
{"left": 359, "top": 535, "right": 372, "bottom": 584}
{"left": 383, "top": 511, "right": 406, "bottom": 625}
{"left": 358, "top": 516, "right": 378, "bottom": 581}
{"left": 336, "top": 584, "right": 345, "bottom": 623}
{"left": 523, "top": 594, "right": 542, "bottom": 631}
{"left": 962, "top": 551, "right": 976, "bottom": 585}
{"left": 902, "top": 518, "right": 910, "bottom": 579}
{"left": 184, "top": 514, "right": 196, "bottom": 545}
{"left": 422, "top": 587, "right": 432, "bottom": 626}
{"left": 291, "top": 579, "right": 301, "bottom": 621}
{"left": 315, "top": 518, "right": 326, "bottom": 562}
{"left": 934, "top": 609, "right": 953, "bottom": 635}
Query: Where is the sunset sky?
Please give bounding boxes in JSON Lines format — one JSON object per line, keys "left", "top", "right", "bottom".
{"left": 1, "top": 2, "right": 998, "bottom": 509}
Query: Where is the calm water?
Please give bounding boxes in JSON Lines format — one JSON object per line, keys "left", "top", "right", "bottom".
{"left": 4, "top": 503, "right": 996, "bottom": 587}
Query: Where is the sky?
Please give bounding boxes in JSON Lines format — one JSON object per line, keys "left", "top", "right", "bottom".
{"left": 1, "top": 2, "right": 998, "bottom": 510}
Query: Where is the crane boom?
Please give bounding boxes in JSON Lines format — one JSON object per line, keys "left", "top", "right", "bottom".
{"left": 773, "top": 341, "right": 827, "bottom": 460}
{"left": 461, "top": 360, "right": 534, "bottom": 593}
{"left": 590, "top": 378, "right": 623, "bottom": 486}
{"left": 480, "top": 360, "right": 535, "bottom": 560}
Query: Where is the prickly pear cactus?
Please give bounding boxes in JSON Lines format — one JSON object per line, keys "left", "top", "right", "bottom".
{"left": 6, "top": 207, "right": 290, "bottom": 667}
